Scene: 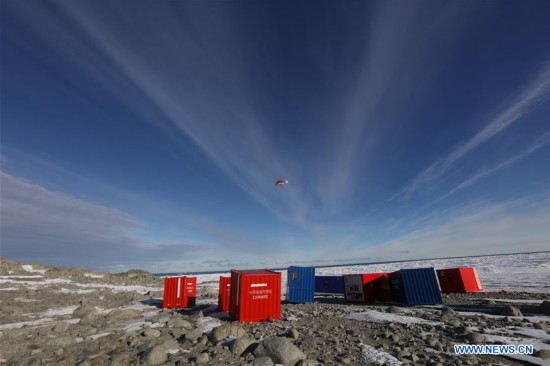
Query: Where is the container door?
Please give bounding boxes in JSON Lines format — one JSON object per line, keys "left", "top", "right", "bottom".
{"left": 344, "top": 275, "right": 365, "bottom": 302}
{"left": 286, "top": 269, "right": 299, "bottom": 300}
{"left": 389, "top": 272, "right": 405, "bottom": 303}
{"left": 229, "top": 272, "right": 241, "bottom": 320}
{"left": 218, "top": 276, "right": 231, "bottom": 312}
{"left": 163, "top": 277, "right": 183, "bottom": 309}
{"left": 185, "top": 277, "right": 196, "bottom": 307}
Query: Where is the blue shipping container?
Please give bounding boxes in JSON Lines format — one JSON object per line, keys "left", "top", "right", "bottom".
{"left": 314, "top": 275, "right": 345, "bottom": 295}
{"left": 287, "top": 266, "right": 315, "bottom": 303}
{"left": 389, "top": 268, "right": 442, "bottom": 305}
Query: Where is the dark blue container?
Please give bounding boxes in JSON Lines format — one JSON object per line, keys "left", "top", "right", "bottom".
{"left": 314, "top": 275, "right": 345, "bottom": 295}
{"left": 287, "top": 266, "right": 315, "bottom": 303}
{"left": 389, "top": 268, "right": 442, "bottom": 305}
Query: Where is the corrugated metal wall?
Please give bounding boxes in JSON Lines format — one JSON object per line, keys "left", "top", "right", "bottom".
{"left": 218, "top": 276, "right": 231, "bottom": 312}
{"left": 230, "top": 269, "right": 281, "bottom": 322}
{"left": 314, "top": 275, "right": 345, "bottom": 294}
{"left": 287, "top": 266, "right": 315, "bottom": 303}
{"left": 344, "top": 273, "right": 391, "bottom": 303}
{"left": 390, "top": 268, "right": 442, "bottom": 305}
{"left": 162, "top": 276, "right": 197, "bottom": 309}
{"left": 343, "top": 274, "right": 365, "bottom": 302}
{"left": 437, "top": 267, "right": 483, "bottom": 293}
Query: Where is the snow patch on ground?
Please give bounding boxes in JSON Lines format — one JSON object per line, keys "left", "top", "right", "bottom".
{"left": 14, "top": 297, "right": 40, "bottom": 303}
{"left": 119, "top": 302, "right": 158, "bottom": 312}
{"left": 196, "top": 316, "right": 223, "bottom": 334}
{"left": 359, "top": 343, "right": 402, "bottom": 365}
{"left": 485, "top": 328, "right": 550, "bottom": 349}
{"left": 0, "top": 277, "right": 159, "bottom": 295}
{"left": 59, "top": 287, "right": 95, "bottom": 294}
{"left": 0, "top": 278, "right": 72, "bottom": 285}
{"left": 39, "top": 305, "right": 79, "bottom": 317}
{"left": 483, "top": 298, "right": 545, "bottom": 304}
{"left": 347, "top": 310, "right": 440, "bottom": 325}
{"left": 88, "top": 332, "right": 111, "bottom": 340}
{"left": 0, "top": 317, "right": 56, "bottom": 330}
{"left": 0, "top": 275, "right": 44, "bottom": 279}
{"left": 71, "top": 283, "right": 161, "bottom": 294}
{"left": 482, "top": 331, "right": 550, "bottom": 366}
{"left": 21, "top": 265, "right": 46, "bottom": 275}
{"left": 84, "top": 273, "right": 104, "bottom": 278}
{"left": 457, "top": 312, "right": 550, "bottom": 323}
{"left": 512, "top": 328, "right": 550, "bottom": 341}
{"left": 123, "top": 319, "right": 149, "bottom": 332}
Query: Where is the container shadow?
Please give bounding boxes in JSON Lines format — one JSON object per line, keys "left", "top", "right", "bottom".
{"left": 140, "top": 298, "right": 163, "bottom": 308}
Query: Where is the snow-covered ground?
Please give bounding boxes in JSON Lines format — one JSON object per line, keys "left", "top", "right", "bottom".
{"left": 314, "top": 251, "right": 550, "bottom": 293}
{"left": 191, "top": 251, "right": 550, "bottom": 297}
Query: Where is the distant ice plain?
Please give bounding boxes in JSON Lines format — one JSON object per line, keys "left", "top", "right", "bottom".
{"left": 192, "top": 252, "right": 550, "bottom": 296}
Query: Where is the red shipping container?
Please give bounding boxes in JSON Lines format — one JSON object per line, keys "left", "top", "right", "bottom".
{"left": 229, "top": 269, "right": 281, "bottom": 322}
{"left": 162, "top": 276, "right": 197, "bottom": 309}
{"left": 437, "top": 267, "right": 483, "bottom": 293}
{"left": 344, "top": 273, "right": 391, "bottom": 303}
{"left": 218, "top": 276, "right": 231, "bottom": 312}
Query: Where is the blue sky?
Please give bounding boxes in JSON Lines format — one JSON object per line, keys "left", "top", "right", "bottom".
{"left": 1, "top": 0, "right": 549, "bottom": 273}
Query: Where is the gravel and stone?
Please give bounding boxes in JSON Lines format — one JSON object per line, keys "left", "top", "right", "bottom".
{"left": 1, "top": 257, "right": 549, "bottom": 365}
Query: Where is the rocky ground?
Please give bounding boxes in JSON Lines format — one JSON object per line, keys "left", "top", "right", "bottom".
{"left": 1, "top": 258, "right": 549, "bottom": 366}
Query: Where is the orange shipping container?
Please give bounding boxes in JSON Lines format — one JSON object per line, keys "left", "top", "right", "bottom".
{"left": 163, "top": 276, "right": 197, "bottom": 309}
{"left": 218, "top": 276, "right": 231, "bottom": 312}
{"left": 229, "top": 269, "right": 281, "bottom": 322}
{"left": 437, "top": 267, "right": 483, "bottom": 293}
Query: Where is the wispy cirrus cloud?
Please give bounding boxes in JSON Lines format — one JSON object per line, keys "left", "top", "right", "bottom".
{"left": 435, "top": 132, "right": 550, "bottom": 202}
{"left": 1, "top": 1, "right": 470, "bottom": 225}
{"left": 313, "top": 1, "right": 469, "bottom": 209}
{"left": 402, "top": 60, "right": 550, "bottom": 197}
{"left": 352, "top": 191, "right": 550, "bottom": 262}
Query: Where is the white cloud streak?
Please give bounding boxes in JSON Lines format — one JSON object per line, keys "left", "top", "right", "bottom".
{"left": 403, "top": 60, "right": 550, "bottom": 196}
{"left": 313, "top": 2, "right": 467, "bottom": 209}
{"left": 436, "top": 132, "right": 550, "bottom": 201}
{"left": 353, "top": 194, "right": 550, "bottom": 261}
{"left": 2, "top": 1, "right": 471, "bottom": 225}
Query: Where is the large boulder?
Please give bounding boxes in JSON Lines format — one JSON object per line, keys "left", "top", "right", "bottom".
{"left": 210, "top": 324, "right": 247, "bottom": 343}
{"left": 142, "top": 339, "right": 179, "bottom": 365}
{"left": 254, "top": 337, "right": 306, "bottom": 366}
{"left": 52, "top": 322, "right": 71, "bottom": 333}
{"left": 167, "top": 317, "right": 192, "bottom": 329}
{"left": 73, "top": 305, "right": 97, "bottom": 319}
{"left": 185, "top": 328, "right": 204, "bottom": 342}
{"left": 230, "top": 337, "right": 257, "bottom": 356}
{"left": 79, "top": 311, "right": 104, "bottom": 326}
{"left": 106, "top": 309, "right": 141, "bottom": 321}
{"left": 194, "top": 353, "right": 210, "bottom": 364}
{"left": 252, "top": 357, "right": 275, "bottom": 366}
{"left": 500, "top": 305, "right": 523, "bottom": 317}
